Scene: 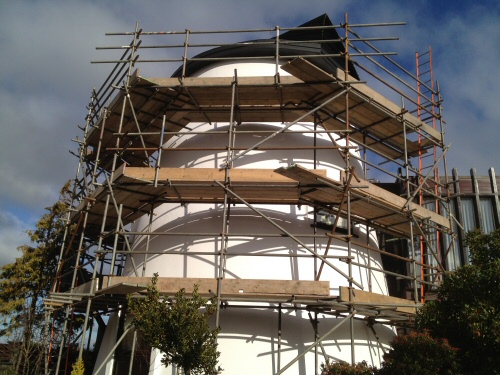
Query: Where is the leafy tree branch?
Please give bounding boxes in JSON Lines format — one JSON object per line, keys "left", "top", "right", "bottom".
{"left": 128, "top": 274, "right": 222, "bottom": 375}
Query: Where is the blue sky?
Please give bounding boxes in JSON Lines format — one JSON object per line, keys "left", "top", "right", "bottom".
{"left": 1, "top": 0, "right": 499, "bottom": 267}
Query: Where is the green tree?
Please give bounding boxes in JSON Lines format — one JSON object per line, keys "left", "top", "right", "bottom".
{"left": 417, "top": 229, "right": 500, "bottom": 374}
{"left": 377, "top": 331, "right": 461, "bottom": 375}
{"left": 0, "top": 183, "right": 72, "bottom": 375}
{"left": 321, "top": 360, "right": 376, "bottom": 375}
{"left": 128, "top": 274, "right": 222, "bottom": 375}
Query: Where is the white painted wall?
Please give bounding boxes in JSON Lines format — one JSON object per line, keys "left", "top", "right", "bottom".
{"left": 96, "top": 61, "right": 395, "bottom": 375}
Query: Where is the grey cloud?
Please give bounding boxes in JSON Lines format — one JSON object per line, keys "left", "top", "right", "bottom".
{"left": 0, "top": 0, "right": 499, "bottom": 269}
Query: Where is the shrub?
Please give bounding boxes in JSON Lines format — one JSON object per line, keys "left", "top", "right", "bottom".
{"left": 321, "top": 360, "right": 376, "bottom": 375}
{"left": 128, "top": 274, "right": 221, "bottom": 375}
{"left": 377, "top": 331, "right": 461, "bottom": 375}
{"left": 71, "top": 358, "right": 85, "bottom": 375}
{"left": 417, "top": 229, "right": 500, "bottom": 374}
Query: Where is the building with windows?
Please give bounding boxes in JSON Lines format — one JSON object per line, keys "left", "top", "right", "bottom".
{"left": 447, "top": 168, "right": 500, "bottom": 265}
{"left": 378, "top": 168, "right": 500, "bottom": 301}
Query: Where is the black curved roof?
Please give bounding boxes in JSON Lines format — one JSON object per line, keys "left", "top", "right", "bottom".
{"left": 172, "top": 14, "right": 359, "bottom": 79}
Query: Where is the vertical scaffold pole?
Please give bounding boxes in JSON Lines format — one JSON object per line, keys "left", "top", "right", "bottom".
{"left": 402, "top": 98, "right": 419, "bottom": 303}
{"left": 343, "top": 12, "right": 356, "bottom": 366}
{"left": 216, "top": 70, "right": 238, "bottom": 328}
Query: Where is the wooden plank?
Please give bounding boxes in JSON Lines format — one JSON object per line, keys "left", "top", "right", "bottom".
{"left": 343, "top": 71, "right": 441, "bottom": 141}
{"left": 78, "top": 164, "right": 449, "bottom": 234}
{"left": 102, "top": 276, "right": 330, "bottom": 297}
{"left": 281, "top": 58, "right": 441, "bottom": 144}
{"left": 276, "top": 165, "right": 450, "bottom": 230}
{"left": 339, "top": 286, "right": 417, "bottom": 314}
{"left": 144, "top": 75, "right": 305, "bottom": 88}
{"left": 87, "top": 64, "right": 441, "bottom": 175}
{"left": 350, "top": 178, "right": 449, "bottom": 228}
{"left": 70, "top": 165, "right": 328, "bottom": 227}
{"left": 116, "top": 164, "right": 324, "bottom": 185}
{"left": 319, "top": 117, "right": 405, "bottom": 159}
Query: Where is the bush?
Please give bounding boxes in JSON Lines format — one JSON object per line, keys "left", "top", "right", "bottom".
{"left": 321, "top": 360, "right": 376, "bottom": 375}
{"left": 71, "top": 358, "right": 85, "bottom": 375}
{"left": 417, "top": 229, "right": 500, "bottom": 374}
{"left": 128, "top": 274, "right": 221, "bottom": 375}
{"left": 377, "top": 331, "right": 461, "bottom": 375}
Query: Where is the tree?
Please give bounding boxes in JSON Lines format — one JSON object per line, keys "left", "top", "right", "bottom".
{"left": 0, "top": 183, "right": 72, "bottom": 374}
{"left": 417, "top": 228, "right": 500, "bottom": 374}
{"left": 377, "top": 331, "right": 461, "bottom": 375}
{"left": 128, "top": 274, "right": 222, "bottom": 375}
{"left": 71, "top": 358, "right": 85, "bottom": 375}
{"left": 320, "top": 360, "right": 375, "bottom": 375}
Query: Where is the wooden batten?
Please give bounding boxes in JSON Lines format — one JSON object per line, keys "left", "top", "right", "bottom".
{"left": 281, "top": 58, "right": 441, "bottom": 156}
{"left": 115, "top": 164, "right": 317, "bottom": 185}
{"left": 86, "top": 59, "right": 442, "bottom": 173}
{"left": 76, "top": 163, "right": 450, "bottom": 235}
{"left": 276, "top": 164, "right": 450, "bottom": 233}
{"left": 339, "top": 286, "right": 417, "bottom": 314}
{"left": 102, "top": 276, "right": 330, "bottom": 299}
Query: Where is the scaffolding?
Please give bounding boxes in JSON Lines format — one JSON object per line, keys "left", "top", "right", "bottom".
{"left": 45, "top": 13, "right": 454, "bottom": 374}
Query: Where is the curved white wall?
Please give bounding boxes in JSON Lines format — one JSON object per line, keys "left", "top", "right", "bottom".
{"left": 120, "top": 61, "right": 395, "bottom": 374}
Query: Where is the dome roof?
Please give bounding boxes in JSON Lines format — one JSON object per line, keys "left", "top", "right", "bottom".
{"left": 172, "top": 14, "right": 359, "bottom": 79}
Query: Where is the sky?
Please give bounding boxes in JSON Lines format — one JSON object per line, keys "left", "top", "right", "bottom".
{"left": 1, "top": 0, "right": 499, "bottom": 268}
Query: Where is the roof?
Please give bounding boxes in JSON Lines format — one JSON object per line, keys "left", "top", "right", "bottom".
{"left": 172, "top": 14, "right": 359, "bottom": 79}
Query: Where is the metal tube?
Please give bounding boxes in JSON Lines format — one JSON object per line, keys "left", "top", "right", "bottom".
{"left": 343, "top": 13, "right": 356, "bottom": 365}
{"left": 215, "top": 71, "right": 238, "bottom": 328}
{"left": 107, "top": 145, "right": 352, "bottom": 151}
{"left": 402, "top": 106, "right": 419, "bottom": 303}
{"left": 78, "top": 259, "right": 101, "bottom": 360}
{"left": 114, "top": 129, "right": 356, "bottom": 136}
{"left": 225, "top": 87, "right": 350, "bottom": 167}
{"left": 110, "top": 204, "right": 123, "bottom": 275}
{"left": 412, "top": 218, "right": 445, "bottom": 272}
{"left": 275, "top": 310, "right": 357, "bottom": 375}
{"left": 92, "top": 52, "right": 397, "bottom": 64}
{"left": 405, "top": 145, "right": 450, "bottom": 206}
{"left": 97, "top": 249, "right": 356, "bottom": 259}
{"left": 351, "top": 35, "right": 437, "bottom": 107}
{"left": 96, "top": 37, "right": 392, "bottom": 50}
{"left": 316, "top": 171, "right": 354, "bottom": 279}
{"left": 346, "top": 260, "right": 436, "bottom": 286}
{"left": 128, "top": 331, "right": 138, "bottom": 375}
{"left": 278, "top": 304, "right": 282, "bottom": 372}
{"left": 141, "top": 205, "right": 155, "bottom": 277}
{"left": 275, "top": 26, "right": 280, "bottom": 76}
{"left": 104, "top": 21, "right": 404, "bottom": 37}
{"left": 154, "top": 115, "right": 166, "bottom": 187}
{"left": 93, "top": 327, "right": 133, "bottom": 375}
{"left": 214, "top": 181, "right": 364, "bottom": 289}
{"left": 118, "top": 231, "right": 343, "bottom": 238}
{"left": 124, "top": 85, "right": 150, "bottom": 163}
{"left": 181, "top": 30, "right": 190, "bottom": 78}
{"left": 92, "top": 108, "right": 108, "bottom": 186}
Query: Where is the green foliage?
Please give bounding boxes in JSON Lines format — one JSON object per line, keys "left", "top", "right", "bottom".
{"left": 321, "top": 360, "right": 375, "bottom": 375}
{"left": 417, "top": 229, "right": 500, "bottom": 375}
{"left": 0, "top": 182, "right": 71, "bottom": 331}
{"left": 71, "top": 358, "right": 85, "bottom": 375}
{"left": 128, "top": 274, "right": 222, "bottom": 375}
{"left": 0, "top": 182, "right": 72, "bottom": 374}
{"left": 0, "top": 364, "right": 16, "bottom": 375}
{"left": 377, "top": 331, "right": 461, "bottom": 375}
{"left": 466, "top": 227, "right": 500, "bottom": 266}
{"left": 0, "top": 196, "right": 67, "bottom": 330}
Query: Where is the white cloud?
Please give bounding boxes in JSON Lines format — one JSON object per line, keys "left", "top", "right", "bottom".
{"left": 0, "top": 212, "right": 32, "bottom": 267}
